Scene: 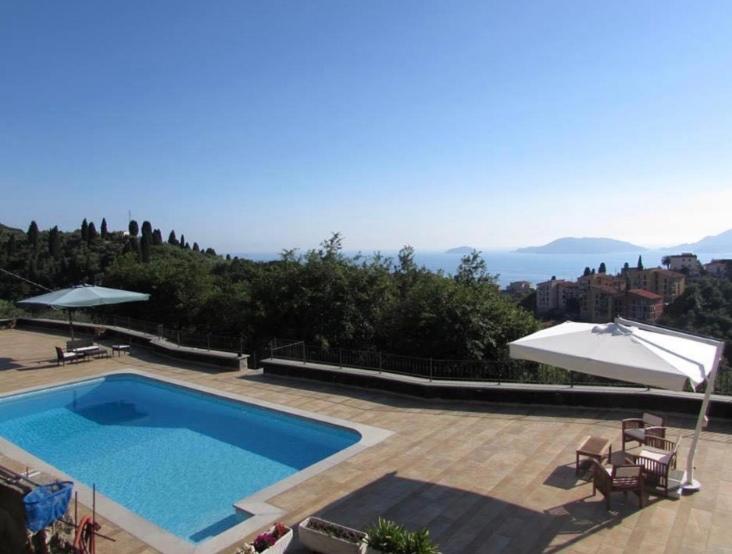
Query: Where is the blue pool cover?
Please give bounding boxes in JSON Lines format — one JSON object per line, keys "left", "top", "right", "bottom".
{"left": 0, "top": 374, "right": 359, "bottom": 543}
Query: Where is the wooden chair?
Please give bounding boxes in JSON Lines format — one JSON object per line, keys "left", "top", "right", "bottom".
{"left": 622, "top": 412, "right": 666, "bottom": 450}
{"left": 591, "top": 459, "right": 644, "bottom": 509}
{"left": 625, "top": 435, "right": 680, "bottom": 497}
{"left": 55, "top": 346, "right": 80, "bottom": 366}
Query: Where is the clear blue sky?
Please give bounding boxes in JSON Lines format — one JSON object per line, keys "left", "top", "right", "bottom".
{"left": 1, "top": 1, "right": 731, "bottom": 253}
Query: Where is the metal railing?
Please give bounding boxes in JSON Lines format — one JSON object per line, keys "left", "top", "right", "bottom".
{"left": 26, "top": 312, "right": 245, "bottom": 355}
{"left": 268, "top": 338, "right": 732, "bottom": 394}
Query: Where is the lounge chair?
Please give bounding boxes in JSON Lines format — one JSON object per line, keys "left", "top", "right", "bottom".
{"left": 590, "top": 459, "right": 644, "bottom": 509}
{"left": 622, "top": 412, "right": 666, "bottom": 450}
{"left": 55, "top": 346, "right": 80, "bottom": 366}
{"left": 624, "top": 435, "right": 680, "bottom": 497}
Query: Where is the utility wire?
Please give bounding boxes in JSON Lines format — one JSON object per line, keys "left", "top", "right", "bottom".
{"left": 0, "top": 267, "right": 52, "bottom": 292}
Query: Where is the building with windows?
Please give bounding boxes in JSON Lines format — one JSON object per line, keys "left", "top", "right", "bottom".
{"left": 704, "top": 259, "right": 731, "bottom": 278}
{"left": 664, "top": 253, "right": 701, "bottom": 275}
{"left": 622, "top": 268, "right": 685, "bottom": 303}
{"left": 620, "top": 289, "right": 664, "bottom": 322}
{"left": 505, "top": 281, "right": 533, "bottom": 297}
{"left": 577, "top": 272, "right": 623, "bottom": 291}
{"left": 536, "top": 278, "right": 578, "bottom": 314}
{"left": 579, "top": 285, "right": 620, "bottom": 323}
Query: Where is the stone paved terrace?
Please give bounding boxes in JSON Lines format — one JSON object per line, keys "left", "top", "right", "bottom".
{"left": 1, "top": 328, "right": 732, "bottom": 554}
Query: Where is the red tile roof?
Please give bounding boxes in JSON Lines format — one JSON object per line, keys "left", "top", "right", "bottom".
{"left": 627, "top": 288, "right": 663, "bottom": 300}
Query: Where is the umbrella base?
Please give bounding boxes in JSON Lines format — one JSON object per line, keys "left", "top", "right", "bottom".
{"left": 680, "top": 474, "right": 701, "bottom": 493}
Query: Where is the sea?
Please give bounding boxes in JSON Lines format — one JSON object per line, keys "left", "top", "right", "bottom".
{"left": 231, "top": 249, "right": 732, "bottom": 288}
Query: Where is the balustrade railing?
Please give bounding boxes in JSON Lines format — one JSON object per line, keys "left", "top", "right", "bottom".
{"left": 268, "top": 338, "right": 732, "bottom": 394}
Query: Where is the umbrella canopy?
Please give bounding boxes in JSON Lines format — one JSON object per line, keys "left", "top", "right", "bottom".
{"left": 18, "top": 285, "right": 150, "bottom": 340}
{"left": 509, "top": 317, "right": 726, "bottom": 492}
{"left": 18, "top": 285, "right": 149, "bottom": 309}
{"left": 509, "top": 319, "right": 718, "bottom": 392}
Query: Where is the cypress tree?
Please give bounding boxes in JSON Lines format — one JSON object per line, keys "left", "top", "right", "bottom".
{"left": 152, "top": 229, "right": 163, "bottom": 245}
{"left": 623, "top": 262, "right": 630, "bottom": 272}
{"left": 180, "top": 234, "right": 186, "bottom": 248}
{"left": 87, "top": 222, "right": 98, "bottom": 242}
{"left": 27, "top": 221, "right": 39, "bottom": 251}
{"left": 141, "top": 220, "right": 153, "bottom": 238}
{"left": 128, "top": 220, "right": 139, "bottom": 237}
{"left": 583, "top": 267, "right": 591, "bottom": 276}
{"left": 192, "top": 242, "right": 200, "bottom": 252}
{"left": 49, "top": 226, "right": 61, "bottom": 258}
{"left": 81, "top": 218, "right": 89, "bottom": 241}
{"left": 205, "top": 248, "right": 217, "bottom": 256}
{"left": 225, "top": 254, "right": 231, "bottom": 261}
{"left": 168, "top": 230, "right": 178, "bottom": 246}
{"left": 100, "top": 218, "right": 108, "bottom": 239}
{"left": 7, "top": 234, "right": 16, "bottom": 257}
{"left": 184, "top": 241, "right": 190, "bottom": 250}
{"left": 637, "top": 255, "right": 644, "bottom": 270}
{"left": 598, "top": 262, "right": 607, "bottom": 274}
{"left": 140, "top": 233, "right": 151, "bottom": 263}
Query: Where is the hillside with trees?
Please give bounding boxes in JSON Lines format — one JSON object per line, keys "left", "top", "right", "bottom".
{"left": 0, "top": 220, "right": 538, "bottom": 361}
{"left": 661, "top": 273, "right": 732, "bottom": 353}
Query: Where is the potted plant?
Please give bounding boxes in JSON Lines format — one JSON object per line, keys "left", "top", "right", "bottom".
{"left": 236, "top": 522, "right": 293, "bottom": 554}
{"left": 364, "top": 518, "right": 439, "bottom": 554}
{"left": 298, "top": 516, "right": 367, "bottom": 554}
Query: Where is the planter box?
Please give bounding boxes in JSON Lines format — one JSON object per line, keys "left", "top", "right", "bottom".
{"left": 298, "top": 517, "right": 367, "bottom": 554}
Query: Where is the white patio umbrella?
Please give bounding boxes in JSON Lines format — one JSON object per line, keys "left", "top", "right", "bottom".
{"left": 509, "top": 317, "right": 725, "bottom": 492}
{"left": 17, "top": 285, "right": 150, "bottom": 340}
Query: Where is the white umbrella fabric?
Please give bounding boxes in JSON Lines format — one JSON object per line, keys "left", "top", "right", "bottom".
{"left": 509, "top": 317, "right": 725, "bottom": 491}
{"left": 18, "top": 285, "right": 150, "bottom": 340}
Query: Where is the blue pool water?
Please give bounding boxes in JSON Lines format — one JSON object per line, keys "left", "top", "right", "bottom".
{"left": 0, "top": 374, "right": 360, "bottom": 543}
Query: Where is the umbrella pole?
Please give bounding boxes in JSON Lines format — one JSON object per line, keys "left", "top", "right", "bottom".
{"left": 68, "top": 309, "right": 75, "bottom": 341}
{"left": 682, "top": 341, "right": 724, "bottom": 492}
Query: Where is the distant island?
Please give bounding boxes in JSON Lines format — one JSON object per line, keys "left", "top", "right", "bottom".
{"left": 515, "top": 237, "right": 646, "bottom": 254}
{"left": 669, "top": 228, "right": 732, "bottom": 253}
{"left": 445, "top": 246, "right": 475, "bottom": 254}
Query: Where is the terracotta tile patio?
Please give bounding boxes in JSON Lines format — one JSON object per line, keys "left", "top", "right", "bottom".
{"left": 1, "top": 328, "right": 731, "bottom": 553}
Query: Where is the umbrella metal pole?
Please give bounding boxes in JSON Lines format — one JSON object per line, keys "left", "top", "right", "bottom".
{"left": 683, "top": 342, "right": 724, "bottom": 492}
{"left": 68, "top": 309, "right": 75, "bottom": 341}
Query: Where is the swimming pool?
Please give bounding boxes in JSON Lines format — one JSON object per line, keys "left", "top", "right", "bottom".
{"left": 0, "top": 372, "right": 387, "bottom": 552}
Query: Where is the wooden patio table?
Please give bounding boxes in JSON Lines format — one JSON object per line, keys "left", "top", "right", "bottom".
{"left": 576, "top": 435, "right": 612, "bottom": 475}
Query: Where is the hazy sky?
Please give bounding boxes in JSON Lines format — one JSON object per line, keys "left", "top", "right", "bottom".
{"left": 1, "top": 1, "right": 731, "bottom": 253}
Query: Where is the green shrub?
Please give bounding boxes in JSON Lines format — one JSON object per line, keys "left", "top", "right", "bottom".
{"left": 365, "top": 518, "right": 439, "bottom": 554}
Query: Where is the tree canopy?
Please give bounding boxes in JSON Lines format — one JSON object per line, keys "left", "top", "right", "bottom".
{"left": 0, "top": 222, "right": 538, "bottom": 362}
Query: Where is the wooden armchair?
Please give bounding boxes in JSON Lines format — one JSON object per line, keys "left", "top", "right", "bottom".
{"left": 624, "top": 435, "right": 680, "bottom": 496}
{"left": 591, "top": 459, "right": 644, "bottom": 509}
{"left": 622, "top": 412, "right": 666, "bottom": 450}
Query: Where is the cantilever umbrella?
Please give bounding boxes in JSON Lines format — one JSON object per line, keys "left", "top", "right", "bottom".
{"left": 17, "top": 285, "right": 150, "bottom": 340}
{"left": 509, "top": 317, "right": 725, "bottom": 492}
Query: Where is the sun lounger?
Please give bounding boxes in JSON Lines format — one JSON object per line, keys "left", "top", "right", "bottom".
{"left": 55, "top": 347, "right": 80, "bottom": 366}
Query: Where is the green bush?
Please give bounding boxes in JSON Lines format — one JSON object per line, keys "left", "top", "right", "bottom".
{"left": 365, "top": 518, "right": 439, "bottom": 554}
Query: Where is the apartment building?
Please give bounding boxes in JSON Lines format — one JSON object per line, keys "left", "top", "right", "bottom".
{"left": 705, "top": 259, "right": 731, "bottom": 278}
{"left": 622, "top": 268, "right": 685, "bottom": 303}
{"left": 664, "top": 253, "right": 702, "bottom": 275}
{"left": 536, "top": 278, "right": 579, "bottom": 314}
{"left": 505, "top": 281, "right": 533, "bottom": 297}
{"left": 620, "top": 289, "right": 664, "bottom": 322}
{"left": 577, "top": 272, "right": 624, "bottom": 291}
{"left": 579, "top": 285, "right": 619, "bottom": 323}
